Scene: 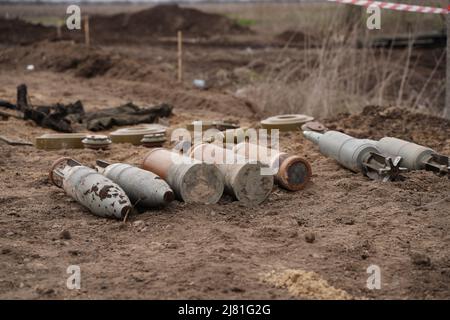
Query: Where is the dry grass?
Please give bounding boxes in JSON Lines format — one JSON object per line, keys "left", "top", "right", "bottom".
{"left": 234, "top": 5, "right": 446, "bottom": 118}
{"left": 262, "top": 269, "right": 353, "bottom": 300}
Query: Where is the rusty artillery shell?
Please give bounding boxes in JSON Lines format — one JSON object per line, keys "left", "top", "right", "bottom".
{"left": 190, "top": 143, "right": 273, "bottom": 205}
{"left": 142, "top": 148, "right": 224, "bottom": 204}
{"left": 96, "top": 160, "right": 174, "bottom": 208}
{"left": 49, "top": 157, "right": 132, "bottom": 219}
{"left": 233, "top": 142, "right": 312, "bottom": 191}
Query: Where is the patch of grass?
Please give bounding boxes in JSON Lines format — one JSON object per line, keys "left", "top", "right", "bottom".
{"left": 234, "top": 18, "right": 257, "bottom": 28}
{"left": 24, "top": 16, "right": 65, "bottom": 27}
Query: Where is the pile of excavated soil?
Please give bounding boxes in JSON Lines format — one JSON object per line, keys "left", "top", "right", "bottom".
{"left": 91, "top": 4, "right": 251, "bottom": 39}
{"left": 0, "top": 5, "right": 252, "bottom": 46}
{"left": 0, "top": 18, "right": 55, "bottom": 45}
{"left": 275, "top": 30, "right": 317, "bottom": 45}
{"left": 326, "top": 105, "right": 450, "bottom": 152}
{"left": 0, "top": 41, "right": 172, "bottom": 82}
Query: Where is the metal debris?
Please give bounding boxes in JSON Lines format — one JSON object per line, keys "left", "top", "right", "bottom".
{"left": 49, "top": 157, "right": 132, "bottom": 219}
{"left": 303, "top": 130, "right": 407, "bottom": 181}
{"left": 375, "top": 137, "right": 449, "bottom": 178}
{"left": 96, "top": 160, "right": 174, "bottom": 208}
{"left": 301, "top": 121, "right": 327, "bottom": 133}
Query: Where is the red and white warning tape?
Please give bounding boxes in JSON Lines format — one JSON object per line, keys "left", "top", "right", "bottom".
{"left": 327, "top": 0, "right": 448, "bottom": 15}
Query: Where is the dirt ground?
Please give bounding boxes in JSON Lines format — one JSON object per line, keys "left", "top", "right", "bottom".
{"left": 0, "top": 3, "right": 449, "bottom": 300}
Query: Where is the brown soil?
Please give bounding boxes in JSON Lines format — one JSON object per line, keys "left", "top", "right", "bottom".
{"left": 0, "top": 4, "right": 449, "bottom": 300}
{"left": 0, "top": 5, "right": 252, "bottom": 46}
{"left": 275, "top": 30, "right": 317, "bottom": 45}
{"left": 0, "top": 17, "right": 55, "bottom": 45}
{"left": 90, "top": 4, "right": 251, "bottom": 40}
{"left": 1, "top": 67, "right": 449, "bottom": 299}
{"left": 326, "top": 105, "right": 450, "bottom": 153}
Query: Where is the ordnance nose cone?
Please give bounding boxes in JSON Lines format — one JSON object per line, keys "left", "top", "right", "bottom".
{"left": 303, "top": 130, "right": 322, "bottom": 145}
{"left": 163, "top": 190, "right": 175, "bottom": 203}
{"left": 278, "top": 156, "right": 312, "bottom": 191}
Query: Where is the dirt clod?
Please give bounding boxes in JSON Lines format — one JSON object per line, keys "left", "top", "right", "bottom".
{"left": 411, "top": 253, "right": 432, "bottom": 267}
{"left": 59, "top": 230, "right": 72, "bottom": 240}
{"left": 305, "top": 232, "right": 316, "bottom": 243}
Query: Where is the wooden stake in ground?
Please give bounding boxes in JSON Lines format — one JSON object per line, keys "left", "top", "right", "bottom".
{"left": 177, "top": 30, "right": 183, "bottom": 83}
{"left": 84, "top": 15, "right": 90, "bottom": 47}
{"left": 56, "top": 24, "right": 62, "bottom": 40}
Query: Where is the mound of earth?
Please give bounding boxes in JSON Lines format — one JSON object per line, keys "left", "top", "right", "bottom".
{"left": 91, "top": 4, "right": 251, "bottom": 39}
{"left": 276, "top": 30, "right": 317, "bottom": 44}
{"left": 326, "top": 105, "right": 450, "bottom": 152}
{"left": 0, "top": 17, "right": 55, "bottom": 45}
{"left": 0, "top": 41, "right": 172, "bottom": 82}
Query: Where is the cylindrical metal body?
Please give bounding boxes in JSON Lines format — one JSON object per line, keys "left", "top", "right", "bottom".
{"left": 304, "top": 131, "right": 378, "bottom": 172}
{"left": 233, "top": 142, "right": 312, "bottom": 191}
{"left": 375, "top": 137, "right": 435, "bottom": 170}
{"left": 98, "top": 163, "right": 174, "bottom": 208}
{"left": 60, "top": 166, "right": 132, "bottom": 219}
{"left": 190, "top": 143, "right": 274, "bottom": 205}
{"left": 142, "top": 148, "right": 224, "bottom": 204}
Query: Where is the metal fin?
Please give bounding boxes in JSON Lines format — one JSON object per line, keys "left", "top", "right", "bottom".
{"left": 363, "top": 153, "right": 408, "bottom": 181}
{"left": 96, "top": 160, "right": 111, "bottom": 168}
{"left": 67, "top": 158, "right": 82, "bottom": 167}
{"left": 424, "top": 154, "right": 450, "bottom": 178}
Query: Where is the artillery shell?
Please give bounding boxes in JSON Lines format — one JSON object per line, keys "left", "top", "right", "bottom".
{"left": 233, "top": 142, "right": 312, "bottom": 191}
{"left": 142, "top": 148, "right": 224, "bottom": 204}
{"left": 50, "top": 158, "right": 132, "bottom": 219}
{"left": 96, "top": 161, "right": 174, "bottom": 208}
{"left": 190, "top": 143, "right": 273, "bottom": 205}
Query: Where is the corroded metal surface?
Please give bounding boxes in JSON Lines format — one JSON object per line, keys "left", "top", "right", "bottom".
{"left": 50, "top": 157, "right": 132, "bottom": 219}
{"left": 233, "top": 142, "right": 312, "bottom": 191}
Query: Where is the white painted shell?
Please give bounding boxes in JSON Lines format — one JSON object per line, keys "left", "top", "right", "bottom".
{"left": 61, "top": 165, "right": 131, "bottom": 219}
{"left": 99, "top": 163, "right": 174, "bottom": 208}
